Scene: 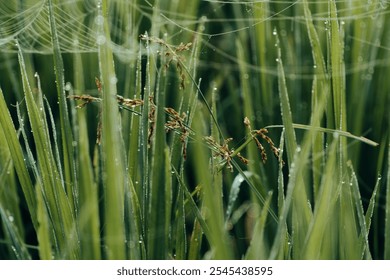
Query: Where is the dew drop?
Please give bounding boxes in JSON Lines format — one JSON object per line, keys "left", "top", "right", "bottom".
{"left": 8, "top": 216, "right": 14, "bottom": 222}
{"left": 110, "top": 76, "right": 118, "bottom": 85}
{"left": 96, "top": 35, "right": 106, "bottom": 45}
{"left": 65, "top": 82, "right": 72, "bottom": 91}
{"left": 95, "top": 15, "right": 104, "bottom": 26}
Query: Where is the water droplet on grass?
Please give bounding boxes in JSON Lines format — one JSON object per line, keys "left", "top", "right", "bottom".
{"left": 65, "top": 82, "right": 72, "bottom": 91}
{"left": 95, "top": 15, "right": 104, "bottom": 25}
{"left": 97, "top": 35, "right": 106, "bottom": 45}
{"left": 110, "top": 76, "right": 118, "bottom": 85}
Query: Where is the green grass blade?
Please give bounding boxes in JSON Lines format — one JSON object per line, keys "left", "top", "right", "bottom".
{"left": 365, "top": 175, "right": 381, "bottom": 237}
{"left": 0, "top": 87, "right": 37, "bottom": 229}
{"left": 385, "top": 141, "right": 390, "bottom": 259}
{"left": 329, "top": 0, "right": 347, "bottom": 161}
{"left": 146, "top": 40, "right": 169, "bottom": 258}
{"left": 192, "top": 109, "right": 232, "bottom": 259}
{"left": 275, "top": 29, "right": 312, "bottom": 259}
{"left": 172, "top": 166, "right": 210, "bottom": 238}
{"left": 253, "top": 0, "right": 273, "bottom": 120}
{"left": 128, "top": 46, "right": 142, "bottom": 183}
{"left": 47, "top": 0, "right": 76, "bottom": 206}
{"left": 302, "top": 138, "right": 339, "bottom": 259}
{"left": 71, "top": 47, "right": 102, "bottom": 260}
{"left": 275, "top": 30, "right": 297, "bottom": 167}
{"left": 245, "top": 191, "right": 273, "bottom": 260}
{"left": 18, "top": 46, "right": 79, "bottom": 259}
{"left": 0, "top": 206, "right": 31, "bottom": 260}
{"left": 226, "top": 171, "right": 253, "bottom": 222}
{"left": 36, "top": 181, "right": 53, "bottom": 260}
{"left": 269, "top": 148, "right": 300, "bottom": 260}
{"left": 98, "top": 0, "right": 126, "bottom": 259}
{"left": 236, "top": 38, "right": 263, "bottom": 178}
{"left": 0, "top": 137, "right": 25, "bottom": 241}
{"left": 173, "top": 181, "right": 186, "bottom": 260}
{"left": 302, "top": 0, "right": 329, "bottom": 196}
{"left": 265, "top": 124, "right": 378, "bottom": 147}
{"left": 329, "top": 0, "right": 345, "bottom": 128}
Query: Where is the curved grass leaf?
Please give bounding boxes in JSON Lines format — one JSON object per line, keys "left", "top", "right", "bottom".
{"left": 18, "top": 45, "right": 79, "bottom": 259}
{"left": 0, "top": 87, "right": 37, "bottom": 230}
{"left": 265, "top": 124, "right": 378, "bottom": 147}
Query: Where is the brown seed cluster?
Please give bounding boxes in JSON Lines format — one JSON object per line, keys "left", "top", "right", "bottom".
{"left": 244, "top": 117, "right": 283, "bottom": 165}
{"left": 68, "top": 36, "right": 284, "bottom": 171}
{"left": 140, "top": 34, "right": 192, "bottom": 89}
{"left": 204, "top": 136, "right": 235, "bottom": 172}
{"left": 147, "top": 96, "right": 156, "bottom": 148}
{"left": 164, "top": 107, "right": 190, "bottom": 159}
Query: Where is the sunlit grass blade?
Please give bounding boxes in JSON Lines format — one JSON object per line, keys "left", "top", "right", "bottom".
{"left": 0, "top": 111, "right": 26, "bottom": 243}
{"left": 302, "top": 138, "right": 339, "bottom": 259}
{"left": 338, "top": 175, "right": 360, "bottom": 259}
{"left": 36, "top": 181, "right": 52, "bottom": 260}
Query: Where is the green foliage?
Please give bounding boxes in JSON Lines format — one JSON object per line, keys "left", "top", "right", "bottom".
{"left": 0, "top": 0, "right": 388, "bottom": 260}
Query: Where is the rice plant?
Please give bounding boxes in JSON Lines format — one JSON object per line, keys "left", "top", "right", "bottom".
{"left": 0, "top": 0, "right": 389, "bottom": 260}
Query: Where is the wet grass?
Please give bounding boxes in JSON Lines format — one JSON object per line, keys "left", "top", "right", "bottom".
{"left": 0, "top": 0, "right": 389, "bottom": 260}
